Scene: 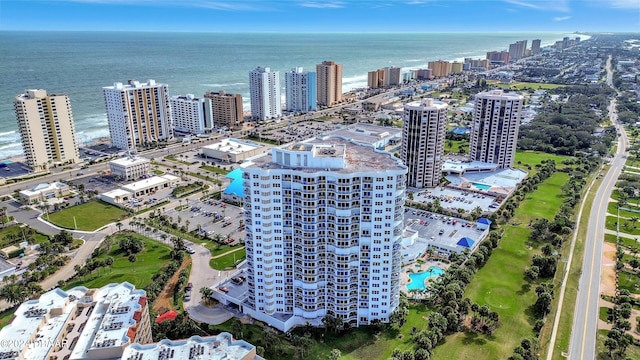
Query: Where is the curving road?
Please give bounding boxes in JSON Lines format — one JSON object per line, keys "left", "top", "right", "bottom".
{"left": 568, "top": 56, "right": 629, "bottom": 359}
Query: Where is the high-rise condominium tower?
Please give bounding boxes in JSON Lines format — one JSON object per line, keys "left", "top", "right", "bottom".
{"left": 531, "top": 39, "right": 542, "bottom": 55}
{"left": 285, "top": 67, "right": 317, "bottom": 113}
{"left": 470, "top": 90, "right": 523, "bottom": 169}
{"left": 204, "top": 90, "right": 244, "bottom": 130}
{"left": 249, "top": 67, "right": 281, "bottom": 121}
{"left": 316, "top": 61, "right": 342, "bottom": 107}
{"left": 103, "top": 79, "right": 173, "bottom": 150}
{"left": 170, "top": 94, "right": 207, "bottom": 134}
{"left": 242, "top": 137, "right": 407, "bottom": 332}
{"left": 14, "top": 89, "right": 80, "bottom": 172}
{"left": 401, "top": 99, "right": 448, "bottom": 188}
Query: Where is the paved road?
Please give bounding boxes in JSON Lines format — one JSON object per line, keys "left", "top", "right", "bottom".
{"left": 568, "top": 56, "right": 629, "bottom": 359}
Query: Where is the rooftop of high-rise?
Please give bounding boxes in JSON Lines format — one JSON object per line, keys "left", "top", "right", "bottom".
{"left": 475, "top": 89, "right": 523, "bottom": 101}
{"left": 404, "top": 98, "right": 448, "bottom": 110}
{"left": 245, "top": 136, "right": 406, "bottom": 173}
{"left": 103, "top": 79, "right": 165, "bottom": 90}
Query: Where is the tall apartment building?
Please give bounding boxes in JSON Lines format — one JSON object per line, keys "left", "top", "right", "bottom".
{"left": 415, "top": 68, "right": 433, "bottom": 80}
{"left": 170, "top": 94, "right": 207, "bottom": 134}
{"left": 428, "top": 60, "right": 452, "bottom": 78}
{"left": 316, "top": 61, "right": 343, "bottom": 107}
{"left": 401, "top": 99, "right": 448, "bottom": 188}
{"left": 0, "top": 282, "right": 151, "bottom": 360}
{"left": 367, "top": 70, "right": 381, "bottom": 89}
{"left": 469, "top": 90, "right": 523, "bottom": 169}
{"left": 122, "top": 333, "right": 260, "bottom": 360}
{"left": 14, "top": 89, "right": 80, "bottom": 172}
{"left": 450, "top": 62, "right": 464, "bottom": 74}
{"left": 486, "top": 51, "right": 510, "bottom": 65}
{"left": 508, "top": 40, "right": 528, "bottom": 62}
{"left": 204, "top": 90, "right": 244, "bottom": 130}
{"left": 285, "top": 67, "right": 317, "bottom": 113}
{"left": 242, "top": 137, "right": 407, "bottom": 332}
{"left": 249, "top": 67, "right": 281, "bottom": 121}
{"left": 103, "top": 79, "right": 173, "bottom": 150}
{"left": 464, "top": 58, "right": 490, "bottom": 70}
{"left": 531, "top": 39, "right": 542, "bottom": 55}
{"left": 367, "top": 67, "right": 401, "bottom": 88}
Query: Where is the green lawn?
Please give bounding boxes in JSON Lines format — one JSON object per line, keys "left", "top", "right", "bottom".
{"left": 606, "top": 216, "right": 640, "bottom": 235}
{"left": 210, "top": 248, "right": 246, "bottom": 270}
{"left": 65, "top": 233, "right": 172, "bottom": 290}
{"left": 607, "top": 201, "right": 640, "bottom": 219}
{"left": 199, "top": 165, "right": 229, "bottom": 176}
{"left": 433, "top": 172, "right": 568, "bottom": 360}
{"left": 514, "top": 151, "right": 571, "bottom": 174}
{"left": 0, "top": 308, "right": 16, "bottom": 330}
{"left": 618, "top": 271, "right": 640, "bottom": 294}
{"left": 604, "top": 233, "right": 639, "bottom": 249}
{"left": 445, "top": 140, "right": 469, "bottom": 155}
{"left": 0, "top": 224, "right": 49, "bottom": 248}
{"left": 598, "top": 307, "right": 611, "bottom": 323}
{"left": 48, "top": 200, "right": 127, "bottom": 231}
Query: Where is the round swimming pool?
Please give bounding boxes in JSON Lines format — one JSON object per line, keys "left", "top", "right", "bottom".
{"left": 406, "top": 266, "right": 444, "bottom": 291}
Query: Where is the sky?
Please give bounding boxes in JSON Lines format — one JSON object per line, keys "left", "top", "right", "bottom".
{"left": 0, "top": 0, "right": 639, "bottom": 32}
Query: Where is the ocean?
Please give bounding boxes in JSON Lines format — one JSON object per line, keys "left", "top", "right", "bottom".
{"left": 0, "top": 31, "right": 583, "bottom": 160}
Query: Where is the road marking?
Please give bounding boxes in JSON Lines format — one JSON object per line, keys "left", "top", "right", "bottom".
{"left": 580, "top": 134, "right": 625, "bottom": 358}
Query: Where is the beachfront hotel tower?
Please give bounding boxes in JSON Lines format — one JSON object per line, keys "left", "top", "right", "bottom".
{"left": 14, "top": 89, "right": 80, "bottom": 172}
{"left": 170, "top": 94, "right": 207, "bottom": 134}
{"left": 103, "top": 79, "right": 173, "bottom": 150}
{"left": 401, "top": 98, "right": 448, "bottom": 188}
{"left": 203, "top": 90, "right": 244, "bottom": 130}
{"left": 285, "top": 67, "right": 317, "bottom": 113}
{"left": 241, "top": 137, "right": 407, "bottom": 332}
{"left": 469, "top": 90, "right": 523, "bottom": 169}
{"left": 249, "top": 67, "right": 281, "bottom": 121}
{"left": 316, "top": 61, "right": 342, "bottom": 107}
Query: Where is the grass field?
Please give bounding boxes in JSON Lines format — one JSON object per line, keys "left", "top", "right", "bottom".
{"left": 0, "top": 308, "right": 15, "bottom": 330}
{"left": 445, "top": 139, "right": 469, "bottom": 155}
{"left": 48, "top": 200, "right": 127, "bottom": 231}
{"left": 598, "top": 307, "right": 610, "bottom": 323}
{"left": 606, "top": 216, "right": 640, "bottom": 235}
{"left": 210, "top": 248, "right": 246, "bottom": 270}
{"left": 488, "top": 80, "right": 566, "bottom": 90}
{"left": 618, "top": 271, "right": 640, "bottom": 294}
{"left": 604, "top": 233, "right": 638, "bottom": 249}
{"left": 433, "top": 171, "right": 568, "bottom": 359}
{"left": 514, "top": 151, "right": 572, "bottom": 174}
{"left": 0, "top": 224, "right": 50, "bottom": 247}
{"left": 65, "top": 233, "right": 172, "bottom": 289}
{"left": 607, "top": 201, "right": 640, "bottom": 219}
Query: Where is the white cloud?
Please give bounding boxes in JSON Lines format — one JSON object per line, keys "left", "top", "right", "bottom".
{"left": 299, "top": 1, "right": 344, "bottom": 8}
{"left": 61, "top": 0, "right": 261, "bottom": 11}
{"left": 607, "top": 0, "right": 640, "bottom": 9}
{"left": 553, "top": 15, "right": 572, "bottom": 21}
{"left": 504, "top": 0, "right": 570, "bottom": 12}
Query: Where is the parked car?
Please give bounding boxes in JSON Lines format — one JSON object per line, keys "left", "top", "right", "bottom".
{"left": 186, "top": 247, "right": 196, "bottom": 254}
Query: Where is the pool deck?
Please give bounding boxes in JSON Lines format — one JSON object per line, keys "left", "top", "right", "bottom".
{"left": 401, "top": 259, "right": 450, "bottom": 296}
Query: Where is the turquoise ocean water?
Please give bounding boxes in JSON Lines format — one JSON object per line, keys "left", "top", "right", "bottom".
{"left": 0, "top": 31, "right": 579, "bottom": 159}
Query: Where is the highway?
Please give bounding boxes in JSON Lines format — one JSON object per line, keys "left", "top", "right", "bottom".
{"left": 568, "top": 56, "right": 629, "bottom": 359}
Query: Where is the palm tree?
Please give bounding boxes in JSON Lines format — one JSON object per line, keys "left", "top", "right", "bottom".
{"left": 200, "top": 287, "right": 213, "bottom": 305}
{"left": 128, "top": 254, "right": 137, "bottom": 272}
{"left": 115, "top": 222, "right": 123, "bottom": 232}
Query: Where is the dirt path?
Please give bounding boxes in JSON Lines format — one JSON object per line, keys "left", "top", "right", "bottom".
{"left": 601, "top": 242, "right": 617, "bottom": 297}
{"left": 211, "top": 246, "right": 245, "bottom": 259}
{"left": 153, "top": 257, "right": 192, "bottom": 313}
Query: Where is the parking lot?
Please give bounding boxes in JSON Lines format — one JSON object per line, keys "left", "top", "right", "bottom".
{"left": 163, "top": 198, "right": 245, "bottom": 245}
{"left": 413, "top": 186, "right": 502, "bottom": 214}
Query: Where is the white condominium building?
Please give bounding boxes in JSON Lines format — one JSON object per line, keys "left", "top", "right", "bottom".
{"left": 103, "top": 79, "right": 173, "bottom": 150}
{"left": 242, "top": 137, "right": 407, "bottom": 332}
{"left": 109, "top": 156, "right": 151, "bottom": 181}
{"left": 249, "top": 67, "right": 281, "bottom": 121}
{"left": 170, "top": 94, "right": 207, "bottom": 134}
{"left": 122, "top": 333, "right": 262, "bottom": 360}
{"left": 469, "top": 90, "right": 523, "bottom": 169}
{"left": 14, "top": 89, "right": 80, "bottom": 172}
{"left": 401, "top": 98, "right": 448, "bottom": 188}
{"left": 285, "top": 67, "right": 317, "bottom": 113}
{"left": 0, "top": 282, "right": 151, "bottom": 360}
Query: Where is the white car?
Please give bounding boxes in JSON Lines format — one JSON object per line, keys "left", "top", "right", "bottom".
{"left": 186, "top": 248, "right": 196, "bottom": 254}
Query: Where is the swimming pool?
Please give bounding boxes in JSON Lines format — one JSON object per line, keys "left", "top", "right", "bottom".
{"left": 406, "top": 266, "right": 444, "bottom": 291}
{"left": 471, "top": 182, "right": 491, "bottom": 191}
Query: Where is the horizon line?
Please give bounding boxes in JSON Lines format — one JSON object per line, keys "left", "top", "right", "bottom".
{"left": 0, "top": 29, "right": 608, "bottom": 34}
